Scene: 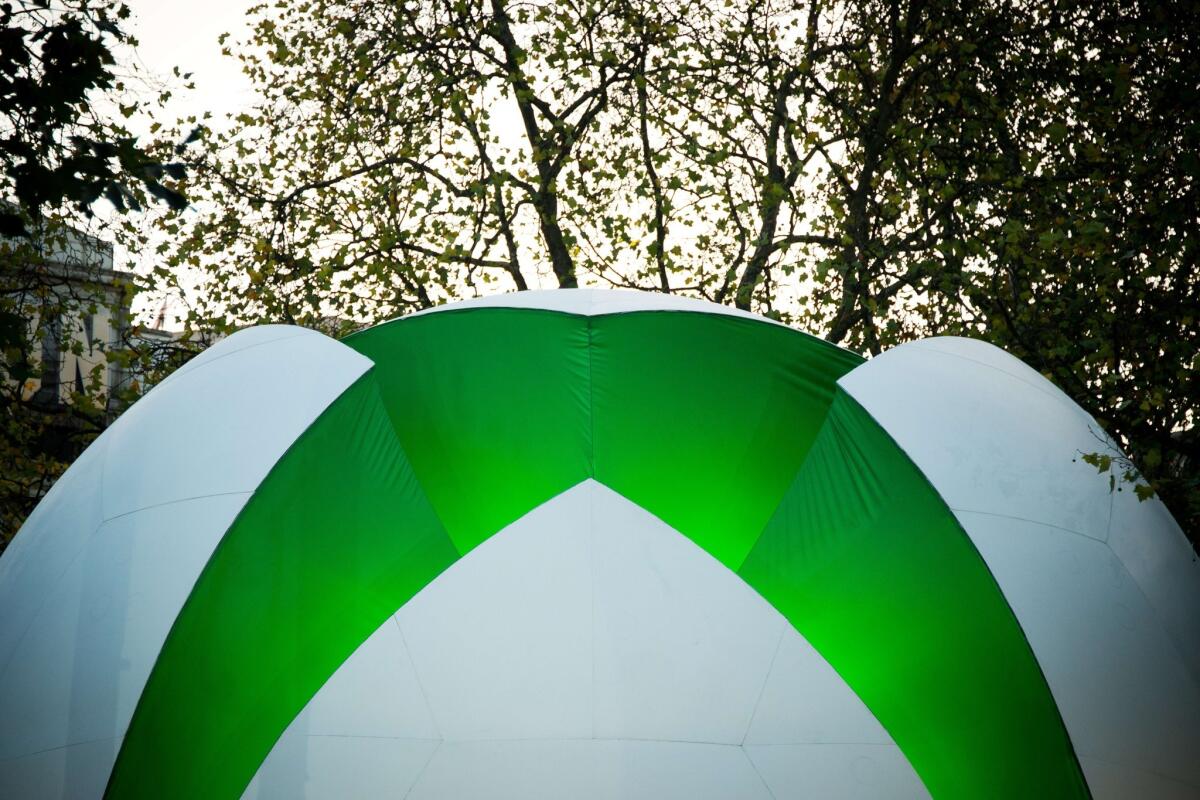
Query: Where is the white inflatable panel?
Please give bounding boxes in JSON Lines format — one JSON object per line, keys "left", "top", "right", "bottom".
{"left": 743, "top": 628, "right": 894, "bottom": 746}
{"left": 0, "top": 737, "right": 118, "bottom": 800}
{"left": 402, "top": 288, "right": 781, "bottom": 326}
{"left": 294, "top": 618, "right": 439, "bottom": 740}
{"left": 408, "top": 740, "right": 774, "bottom": 800}
{"left": 247, "top": 480, "right": 923, "bottom": 798}
{"left": 745, "top": 743, "right": 930, "bottom": 800}
{"left": 0, "top": 495, "right": 247, "bottom": 761}
{"left": 100, "top": 326, "right": 372, "bottom": 520}
{"left": 963, "top": 512, "right": 1200, "bottom": 792}
{"left": 0, "top": 326, "right": 364, "bottom": 678}
{"left": 839, "top": 339, "right": 1112, "bottom": 540}
{"left": 242, "top": 735, "right": 439, "bottom": 800}
{"left": 396, "top": 484, "right": 594, "bottom": 741}
{"left": 590, "top": 482, "right": 783, "bottom": 744}
{"left": 588, "top": 289, "right": 781, "bottom": 325}
{"left": 902, "top": 336, "right": 1076, "bottom": 405}
{"left": 842, "top": 337, "right": 1200, "bottom": 797}
{"left": 0, "top": 437, "right": 108, "bottom": 678}
{"left": 1078, "top": 756, "right": 1200, "bottom": 800}
{"left": 164, "top": 324, "right": 309, "bottom": 383}
{"left": 0, "top": 324, "right": 374, "bottom": 793}
{"left": 1107, "top": 487, "right": 1200, "bottom": 680}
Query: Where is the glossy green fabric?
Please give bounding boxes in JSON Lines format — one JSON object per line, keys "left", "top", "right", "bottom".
{"left": 589, "top": 312, "right": 860, "bottom": 567}
{"left": 349, "top": 309, "right": 592, "bottom": 555}
{"left": 107, "top": 308, "right": 1088, "bottom": 800}
{"left": 105, "top": 375, "right": 458, "bottom": 800}
{"left": 738, "top": 389, "right": 1089, "bottom": 799}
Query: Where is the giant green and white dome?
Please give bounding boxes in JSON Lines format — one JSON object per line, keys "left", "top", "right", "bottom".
{"left": 0, "top": 290, "right": 1197, "bottom": 799}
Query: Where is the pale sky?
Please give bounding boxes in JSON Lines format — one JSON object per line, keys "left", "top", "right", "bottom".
{"left": 112, "top": 2, "right": 797, "bottom": 321}
{"left": 124, "top": 0, "right": 257, "bottom": 124}
{"left": 116, "top": 1, "right": 260, "bottom": 325}
{"left": 116, "top": 0, "right": 558, "bottom": 325}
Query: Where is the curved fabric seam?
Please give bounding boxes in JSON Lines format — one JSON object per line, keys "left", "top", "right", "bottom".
{"left": 739, "top": 626, "right": 786, "bottom": 746}
{"left": 379, "top": 291, "right": 789, "bottom": 330}
{"left": 958, "top": 508, "right": 1200, "bottom": 692}
{"left": 103, "top": 365, "right": 446, "bottom": 800}
{"left": 740, "top": 746, "right": 780, "bottom": 800}
{"left": 1074, "top": 752, "right": 1200, "bottom": 791}
{"left": 829, "top": 390, "right": 1094, "bottom": 799}
{"left": 159, "top": 330, "right": 309, "bottom": 388}
{"left": 100, "top": 491, "right": 253, "bottom": 525}
{"left": 108, "top": 306, "right": 1081, "bottom": 798}
{"left": 399, "top": 739, "right": 442, "bottom": 800}
{"left": 948, "top": 507, "right": 1100, "bottom": 543}
{"left": 213, "top": 374, "right": 459, "bottom": 797}
{"left": 347, "top": 304, "right": 857, "bottom": 360}
{"left": 0, "top": 734, "right": 119, "bottom": 763}
{"left": 391, "top": 617, "right": 444, "bottom": 739}
{"left": 0, "top": 437, "right": 112, "bottom": 683}
{"left": 730, "top": 394, "right": 845, "bottom": 575}
{"left": 903, "top": 343, "right": 1080, "bottom": 407}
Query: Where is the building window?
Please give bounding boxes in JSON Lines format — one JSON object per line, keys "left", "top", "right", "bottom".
{"left": 37, "top": 314, "right": 63, "bottom": 404}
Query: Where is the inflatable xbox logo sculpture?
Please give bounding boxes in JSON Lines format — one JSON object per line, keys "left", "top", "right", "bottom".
{"left": 1, "top": 290, "right": 1197, "bottom": 799}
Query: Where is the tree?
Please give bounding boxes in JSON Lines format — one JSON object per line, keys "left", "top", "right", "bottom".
{"left": 138, "top": 0, "right": 1197, "bottom": 545}
{"left": 158, "top": 0, "right": 712, "bottom": 334}
{"left": 957, "top": 1, "right": 1199, "bottom": 538}
{"left": 0, "top": 0, "right": 187, "bottom": 235}
{"left": 0, "top": 0, "right": 191, "bottom": 548}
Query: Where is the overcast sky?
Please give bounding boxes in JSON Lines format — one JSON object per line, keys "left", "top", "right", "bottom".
{"left": 124, "top": 0, "right": 258, "bottom": 128}
{"left": 113, "top": 2, "right": 260, "bottom": 323}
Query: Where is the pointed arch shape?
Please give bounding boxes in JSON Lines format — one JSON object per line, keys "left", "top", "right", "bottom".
{"left": 106, "top": 307, "right": 1089, "bottom": 800}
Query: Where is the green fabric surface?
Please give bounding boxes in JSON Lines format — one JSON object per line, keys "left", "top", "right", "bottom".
{"left": 105, "top": 373, "right": 458, "bottom": 800}
{"left": 591, "top": 311, "right": 861, "bottom": 567}
{"left": 738, "top": 389, "right": 1089, "bottom": 799}
{"left": 347, "top": 309, "right": 592, "bottom": 555}
{"left": 106, "top": 305, "right": 1089, "bottom": 800}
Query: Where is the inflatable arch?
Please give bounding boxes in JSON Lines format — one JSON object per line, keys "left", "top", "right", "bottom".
{"left": 0, "top": 290, "right": 1197, "bottom": 799}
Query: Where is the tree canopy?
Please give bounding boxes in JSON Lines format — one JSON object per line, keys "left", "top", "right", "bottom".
{"left": 0, "top": 0, "right": 187, "bottom": 235}
{"left": 149, "top": 0, "right": 1196, "bottom": 543}
{"left": 8, "top": 0, "right": 1192, "bottom": 548}
{"left": 0, "top": 0, "right": 191, "bottom": 545}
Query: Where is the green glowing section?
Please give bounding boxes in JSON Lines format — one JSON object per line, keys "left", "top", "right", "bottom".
{"left": 738, "top": 389, "right": 1089, "bottom": 799}
{"left": 348, "top": 309, "right": 859, "bottom": 565}
{"left": 591, "top": 312, "right": 861, "bottom": 567}
{"left": 347, "top": 309, "right": 592, "bottom": 555}
{"left": 107, "top": 306, "right": 1089, "bottom": 800}
{"left": 105, "top": 374, "right": 459, "bottom": 800}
